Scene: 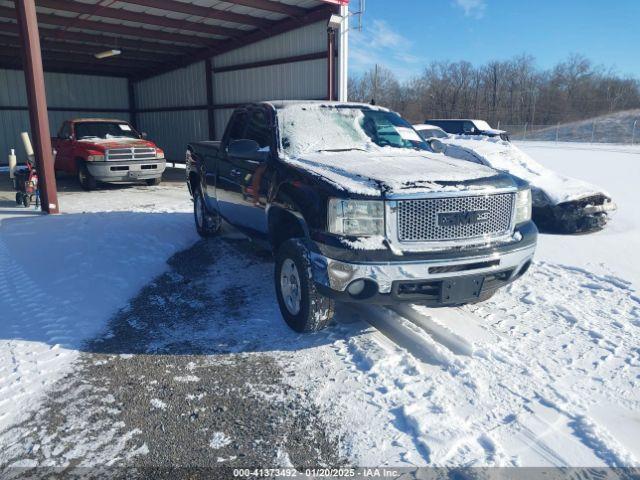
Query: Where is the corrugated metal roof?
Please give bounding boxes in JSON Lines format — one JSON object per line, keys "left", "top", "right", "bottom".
{"left": 0, "top": 0, "right": 335, "bottom": 79}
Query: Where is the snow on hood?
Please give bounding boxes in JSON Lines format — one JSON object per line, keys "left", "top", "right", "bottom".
{"left": 442, "top": 135, "right": 609, "bottom": 205}
{"left": 77, "top": 136, "right": 151, "bottom": 148}
{"left": 283, "top": 149, "right": 500, "bottom": 196}
{"left": 481, "top": 128, "right": 507, "bottom": 135}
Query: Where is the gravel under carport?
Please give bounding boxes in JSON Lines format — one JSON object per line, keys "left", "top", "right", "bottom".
{"left": 2, "top": 236, "right": 344, "bottom": 476}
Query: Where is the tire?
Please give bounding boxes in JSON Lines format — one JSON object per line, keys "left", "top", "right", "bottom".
{"left": 193, "top": 188, "right": 221, "bottom": 237}
{"left": 275, "top": 239, "right": 335, "bottom": 333}
{"left": 77, "top": 161, "right": 97, "bottom": 191}
{"left": 22, "top": 193, "right": 31, "bottom": 208}
{"left": 146, "top": 177, "right": 162, "bottom": 186}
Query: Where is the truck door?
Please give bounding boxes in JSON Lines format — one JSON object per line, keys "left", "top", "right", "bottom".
{"left": 217, "top": 110, "right": 247, "bottom": 222}
{"left": 53, "top": 121, "right": 75, "bottom": 173}
{"left": 217, "top": 107, "right": 271, "bottom": 236}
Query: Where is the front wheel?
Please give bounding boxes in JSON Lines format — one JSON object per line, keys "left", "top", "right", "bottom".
{"left": 77, "top": 161, "right": 97, "bottom": 191}
{"left": 193, "top": 189, "right": 221, "bottom": 237}
{"left": 146, "top": 177, "right": 162, "bottom": 186}
{"left": 275, "top": 239, "right": 335, "bottom": 333}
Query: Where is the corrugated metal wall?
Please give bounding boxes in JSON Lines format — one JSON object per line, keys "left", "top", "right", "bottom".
{"left": 0, "top": 69, "right": 129, "bottom": 163}
{"left": 0, "top": 20, "right": 331, "bottom": 164}
{"left": 135, "top": 62, "right": 208, "bottom": 162}
{"left": 132, "top": 21, "right": 329, "bottom": 155}
{"left": 211, "top": 20, "right": 327, "bottom": 139}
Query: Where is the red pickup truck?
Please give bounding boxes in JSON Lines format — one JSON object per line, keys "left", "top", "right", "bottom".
{"left": 52, "top": 118, "right": 166, "bottom": 190}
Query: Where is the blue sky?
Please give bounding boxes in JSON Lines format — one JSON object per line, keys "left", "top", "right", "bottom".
{"left": 348, "top": 0, "right": 640, "bottom": 81}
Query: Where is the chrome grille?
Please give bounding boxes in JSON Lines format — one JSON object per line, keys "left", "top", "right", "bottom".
{"left": 397, "top": 193, "right": 514, "bottom": 242}
{"left": 106, "top": 147, "right": 156, "bottom": 161}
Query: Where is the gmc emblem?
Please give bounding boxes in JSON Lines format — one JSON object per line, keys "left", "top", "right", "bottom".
{"left": 438, "top": 210, "right": 490, "bottom": 227}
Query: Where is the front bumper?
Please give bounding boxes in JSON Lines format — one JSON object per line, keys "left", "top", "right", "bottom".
{"left": 310, "top": 225, "right": 536, "bottom": 306}
{"left": 87, "top": 159, "right": 166, "bottom": 182}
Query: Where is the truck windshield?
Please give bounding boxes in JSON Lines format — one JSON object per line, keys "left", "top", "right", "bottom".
{"left": 277, "top": 105, "right": 429, "bottom": 157}
{"left": 75, "top": 122, "right": 140, "bottom": 140}
{"left": 418, "top": 128, "right": 449, "bottom": 139}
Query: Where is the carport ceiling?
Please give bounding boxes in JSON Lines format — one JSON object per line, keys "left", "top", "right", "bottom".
{"left": 0, "top": 0, "right": 338, "bottom": 79}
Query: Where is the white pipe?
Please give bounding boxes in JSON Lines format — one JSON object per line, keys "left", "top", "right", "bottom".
{"left": 8, "top": 148, "right": 17, "bottom": 179}
{"left": 337, "top": 4, "right": 349, "bottom": 102}
{"left": 21, "top": 132, "right": 35, "bottom": 162}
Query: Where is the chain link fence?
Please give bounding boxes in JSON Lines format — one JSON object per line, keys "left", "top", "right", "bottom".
{"left": 498, "top": 118, "right": 640, "bottom": 144}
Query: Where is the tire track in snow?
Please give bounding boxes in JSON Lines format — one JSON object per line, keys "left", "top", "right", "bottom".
{"left": 312, "top": 260, "right": 640, "bottom": 466}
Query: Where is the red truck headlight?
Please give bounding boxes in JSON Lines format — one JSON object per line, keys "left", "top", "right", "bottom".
{"left": 87, "top": 154, "right": 105, "bottom": 161}
{"left": 155, "top": 149, "right": 165, "bottom": 160}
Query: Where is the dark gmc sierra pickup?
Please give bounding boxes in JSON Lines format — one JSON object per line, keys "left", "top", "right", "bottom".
{"left": 186, "top": 101, "right": 537, "bottom": 333}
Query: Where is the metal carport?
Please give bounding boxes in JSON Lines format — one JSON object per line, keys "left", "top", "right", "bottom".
{"left": 0, "top": 0, "right": 349, "bottom": 213}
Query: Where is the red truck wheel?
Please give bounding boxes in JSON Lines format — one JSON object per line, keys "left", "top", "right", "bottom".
{"left": 77, "top": 161, "right": 97, "bottom": 191}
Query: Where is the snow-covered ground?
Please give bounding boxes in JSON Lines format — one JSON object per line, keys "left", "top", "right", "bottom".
{"left": 0, "top": 184, "right": 198, "bottom": 432}
{"left": 517, "top": 141, "right": 640, "bottom": 289}
{"left": 289, "top": 141, "right": 640, "bottom": 467}
{"left": 0, "top": 142, "right": 639, "bottom": 469}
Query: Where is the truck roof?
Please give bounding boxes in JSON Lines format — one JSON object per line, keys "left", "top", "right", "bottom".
{"left": 69, "top": 118, "right": 130, "bottom": 123}
{"left": 261, "top": 100, "right": 391, "bottom": 112}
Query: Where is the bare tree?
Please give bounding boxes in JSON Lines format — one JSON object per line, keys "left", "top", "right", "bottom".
{"left": 349, "top": 54, "right": 640, "bottom": 126}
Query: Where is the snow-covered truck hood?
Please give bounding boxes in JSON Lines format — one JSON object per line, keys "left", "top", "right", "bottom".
{"left": 283, "top": 149, "right": 506, "bottom": 197}
{"left": 77, "top": 138, "right": 157, "bottom": 151}
{"left": 441, "top": 136, "right": 609, "bottom": 205}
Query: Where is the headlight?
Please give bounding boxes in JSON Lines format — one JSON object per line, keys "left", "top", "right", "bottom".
{"left": 156, "top": 149, "right": 165, "bottom": 160}
{"left": 87, "top": 154, "right": 104, "bottom": 161}
{"left": 515, "top": 188, "right": 532, "bottom": 224}
{"left": 328, "top": 199, "right": 384, "bottom": 236}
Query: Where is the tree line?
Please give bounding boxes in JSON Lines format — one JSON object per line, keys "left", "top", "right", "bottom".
{"left": 348, "top": 54, "right": 640, "bottom": 126}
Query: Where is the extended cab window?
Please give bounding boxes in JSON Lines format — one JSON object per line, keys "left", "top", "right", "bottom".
{"left": 244, "top": 109, "right": 271, "bottom": 149}
{"left": 226, "top": 112, "right": 247, "bottom": 144}
{"left": 74, "top": 121, "right": 139, "bottom": 140}
{"left": 59, "top": 122, "right": 71, "bottom": 139}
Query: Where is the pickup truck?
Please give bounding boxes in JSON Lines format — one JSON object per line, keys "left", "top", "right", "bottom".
{"left": 52, "top": 118, "right": 166, "bottom": 190}
{"left": 186, "top": 101, "right": 537, "bottom": 333}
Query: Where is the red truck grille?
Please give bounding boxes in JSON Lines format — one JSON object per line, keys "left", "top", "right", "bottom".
{"left": 106, "top": 147, "right": 156, "bottom": 161}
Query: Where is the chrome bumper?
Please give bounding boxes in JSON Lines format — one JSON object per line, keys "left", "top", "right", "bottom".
{"left": 87, "top": 160, "right": 166, "bottom": 181}
{"left": 310, "top": 244, "right": 536, "bottom": 294}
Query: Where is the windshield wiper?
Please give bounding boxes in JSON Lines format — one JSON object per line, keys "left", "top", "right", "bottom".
{"left": 317, "top": 147, "right": 367, "bottom": 153}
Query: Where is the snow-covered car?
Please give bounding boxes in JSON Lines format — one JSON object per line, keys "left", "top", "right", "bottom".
{"left": 423, "top": 119, "right": 509, "bottom": 141}
{"left": 414, "top": 125, "right": 617, "bottom": 233}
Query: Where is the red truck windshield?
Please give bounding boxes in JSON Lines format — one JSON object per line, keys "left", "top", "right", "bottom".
{"left": 75, "top": 122, "right": 140, "bottom": 140}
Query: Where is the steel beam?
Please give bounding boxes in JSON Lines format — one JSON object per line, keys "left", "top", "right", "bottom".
{"left": 225, "top": 0, "right": 307, "bottom": 17}
{"left": 120, "top": 0, "right": 273, "bottom": 28}
{"left": 128, "top": 79, "right": 137, "bottom": 129}
{"left": 0, "top": 33, "right": 182, "bottom": 62}
{"left": 327, "top": 28, "right": 335, "bottom": 100}
{"left": 205, "top": 59, "right": 215, "bottom": 140}
{"left": 0, "top": 6, "right": 219, "bottom": 46}
{"left": 14, "top": 0, "right": 59, "bottom": 214}
{"left": 138, "top": 4, "right": 334, "bottom": 80}
{"left": 37, "top": 0, "right": 246, "bottom": 39}
{"left": 0, "top": 20, "right": 194, "bottom": 55}
{"left": 0, "top": 46, "right": 161, "bottom": 69}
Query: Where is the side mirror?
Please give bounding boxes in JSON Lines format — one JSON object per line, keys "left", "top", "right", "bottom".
{"left": 228, "top": 139, "right": 269, "bottom": 161}
{"left": 429, "top": 139, "right": 445, "bottom": 153}
{"left": 141, "top": 132, "right": 148, "bottom": 139}
{"left": 59, "top": 133, "right": 72, "bottom": 140}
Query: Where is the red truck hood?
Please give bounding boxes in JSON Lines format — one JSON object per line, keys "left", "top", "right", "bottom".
{"left": 77, "top": 138, "right": 157, "bottom": 151}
